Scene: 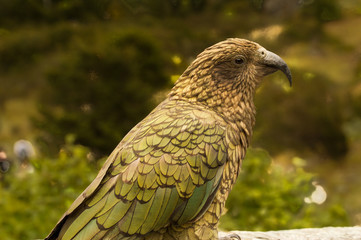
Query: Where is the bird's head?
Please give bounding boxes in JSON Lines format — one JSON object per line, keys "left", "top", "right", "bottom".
{"left": 170, "top": 38, "right": 292, "bottom": 105}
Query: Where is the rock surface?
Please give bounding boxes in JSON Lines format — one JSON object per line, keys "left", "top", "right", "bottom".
{"left": 219, "top": 227, "right": 361, "bottom": 240}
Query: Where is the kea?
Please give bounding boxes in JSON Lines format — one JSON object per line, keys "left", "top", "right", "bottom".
{"left": 45, "top": 38, "right": 292, "bottom": 240}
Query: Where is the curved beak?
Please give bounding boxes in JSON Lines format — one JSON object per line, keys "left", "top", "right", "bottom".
{"left": 261, "top": 49, "right": 292, "bottom": 86}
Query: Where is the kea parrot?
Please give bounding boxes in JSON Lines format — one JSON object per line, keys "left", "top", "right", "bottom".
{"left": 45, "top": 38, "right": 292, "bottom": 240}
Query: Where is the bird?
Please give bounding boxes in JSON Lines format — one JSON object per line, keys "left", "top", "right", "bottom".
{"left": 13, "top": 139, "right": 36, "bottom": 165}
{"left": 45, "top": 38, "right": 292, "bottom": 240}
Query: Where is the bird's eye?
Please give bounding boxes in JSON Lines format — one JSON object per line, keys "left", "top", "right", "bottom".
{"left": 234, "top": 56, "right": 244, "bottom": 65}
{"left": 261, "top": 51, "right": 265, "bottom": 55}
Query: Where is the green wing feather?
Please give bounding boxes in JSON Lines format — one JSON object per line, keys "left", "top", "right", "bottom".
{"left": 46, "top": 99, "right": 229, "bottom": 240}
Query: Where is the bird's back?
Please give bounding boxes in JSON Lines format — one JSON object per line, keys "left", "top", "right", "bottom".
{"left": 46, "top": 98, "right": 234, "bottom": 240}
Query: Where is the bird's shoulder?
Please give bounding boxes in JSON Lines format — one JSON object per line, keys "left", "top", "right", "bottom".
{"left": 122, "top": 98, "right": 229, "bottom": 143}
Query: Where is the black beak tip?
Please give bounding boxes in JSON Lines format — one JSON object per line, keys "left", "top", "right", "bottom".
{"left": 286, "top": 70, "right": 292, "bottom": 87}
{"left": 279, "top": 62, "right": 292, "bottom": 87}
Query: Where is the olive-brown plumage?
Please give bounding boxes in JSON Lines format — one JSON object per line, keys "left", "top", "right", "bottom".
{"left": 46, "top": 38, "right": 292, "bottom": 240}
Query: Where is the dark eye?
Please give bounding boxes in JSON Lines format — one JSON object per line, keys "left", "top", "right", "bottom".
{"left": 234, "top": 57, "right": 244, "bottom": 65}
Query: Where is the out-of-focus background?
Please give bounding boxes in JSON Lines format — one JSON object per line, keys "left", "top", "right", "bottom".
{"left": 0, "top": 0, "right": 360, "bottom": 239}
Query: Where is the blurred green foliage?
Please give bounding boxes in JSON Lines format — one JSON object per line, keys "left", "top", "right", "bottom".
{"left": 254, "top": 70, "right": 348, "bottom": 158}
{"left": 300, "top": 0, "right": 341, "bottom": 22}
{"left": 220, "top": 148, "right": 348, "bottom": 231}
{"left": 0, "top": 137, "right": 104, "bottom": 240}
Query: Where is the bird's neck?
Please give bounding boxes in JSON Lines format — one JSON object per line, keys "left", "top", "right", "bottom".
{"left": 169, "top": 76, "right": 256, "bottom": 136}
{"left": 211, "top": 88, "right": 256, "bottom": 141}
